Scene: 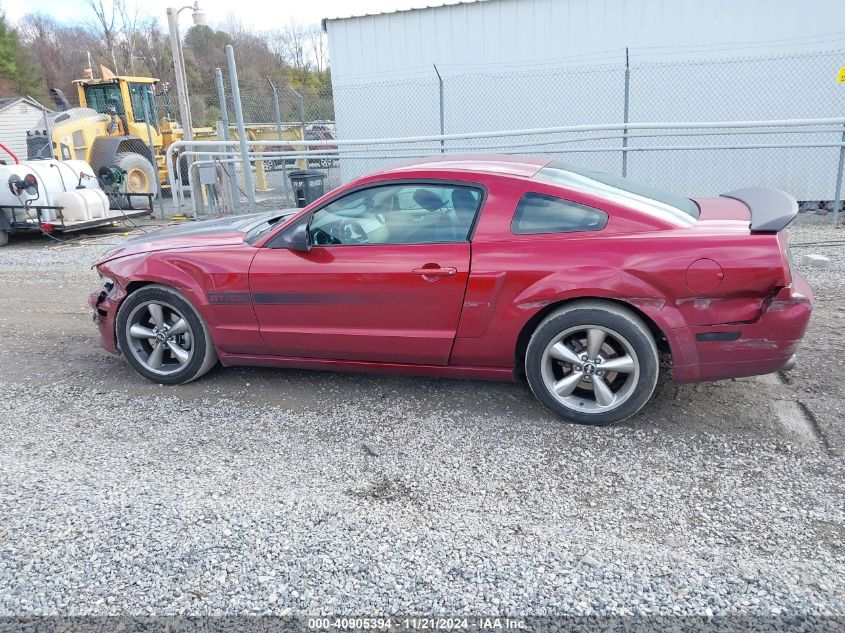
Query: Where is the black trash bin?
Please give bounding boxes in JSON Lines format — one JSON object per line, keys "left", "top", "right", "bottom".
{"left": 289, "top": 170, "right": 327, "bottom": 208}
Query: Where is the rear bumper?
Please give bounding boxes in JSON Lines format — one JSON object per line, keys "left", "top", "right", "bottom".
{"left": 88, "top": 287, "right": 124, "bottom": 356}
{"left": 672, "top": 271, "right": 813, "bottom": 383}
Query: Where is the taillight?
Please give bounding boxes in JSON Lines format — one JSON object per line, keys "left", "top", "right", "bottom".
{"left": 777, "top": 231, "right": 793, "bottom": 284}
{"left": 772, "top": 284, "right": 811, "bottom": 306}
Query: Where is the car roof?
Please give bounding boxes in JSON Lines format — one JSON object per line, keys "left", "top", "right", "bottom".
{"left": 381, "top": 154, "right": 552, "bottom": 178}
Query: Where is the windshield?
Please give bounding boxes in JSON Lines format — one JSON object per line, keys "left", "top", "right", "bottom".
{"left": 84, "top": 84, "right": 124, "bottom": 115}
{"left": 535, "top": 161, "right": 699, "bottom": 224}
{"left": 129, "top": 82, "right": 157, "bottom": 125}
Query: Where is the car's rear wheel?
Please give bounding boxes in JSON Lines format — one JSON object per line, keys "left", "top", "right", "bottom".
{"left": 116, "top": 285, "right": 217, "bottom": 385}
{"left": 525, "top": 301, "right": 658, "bottom": 425}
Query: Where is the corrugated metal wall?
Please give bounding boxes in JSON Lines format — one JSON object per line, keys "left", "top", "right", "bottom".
{"left": 327, "top": 0, "right": 842, "bottom": 80}
{"left": 325, "top": 0, "right": 845, "bottom": 199}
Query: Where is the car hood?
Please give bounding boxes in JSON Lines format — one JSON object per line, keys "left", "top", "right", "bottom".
{"left": 94, "top": 210, "right": 298, "bottom": 265}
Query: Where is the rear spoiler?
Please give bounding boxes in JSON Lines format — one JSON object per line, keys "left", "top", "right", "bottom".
{"left": 720, "top": 187, "right": 798, "bottom": 232}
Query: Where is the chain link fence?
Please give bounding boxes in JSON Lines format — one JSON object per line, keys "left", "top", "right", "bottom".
{"left": 209, "top": 75, "right": 338, "bottom": 214}
{"left": 3, "top": 47, "right": 844, "bottom": 220}
{"left": 323, "top": 47, "right": 845, "bottom": 208}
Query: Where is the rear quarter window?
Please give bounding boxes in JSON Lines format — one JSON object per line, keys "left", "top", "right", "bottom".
{"left": 512, "top": 193, "right": 608, "bottom": 235}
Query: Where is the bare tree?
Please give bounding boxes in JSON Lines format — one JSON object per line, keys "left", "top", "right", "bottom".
{"left": 267, "top": 19, "right": 309, "bottom": 87}
{"left": 85, "top": 0, "right": 123, "bottom": 73}
{"left": 134, "top": 22, "right": 173, "bottom": 83}
{"left": 18, "top": 14, "right": 59, "bottom": 88}
{"left": 118, "top": 1, "right": 154, "bottom": 74}
{"left": 308, "top": 26, "right": 328, "bottom": 74}
{"left": 19, "top": 13, "right": 104, "bottom": 100}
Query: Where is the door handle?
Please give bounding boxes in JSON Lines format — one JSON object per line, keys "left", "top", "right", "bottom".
{"left": 412, "top": 266, "right": 457, "bottom": 277}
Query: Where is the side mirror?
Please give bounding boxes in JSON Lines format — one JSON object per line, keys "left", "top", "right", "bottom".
{"left": 275, "top": 220, "right": 311, "bottom": 252}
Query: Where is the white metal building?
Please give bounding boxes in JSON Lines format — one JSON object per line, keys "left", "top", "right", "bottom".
{"left": 323, "top": 0, "right": 845, "bottom": 200}
{"left": 0, "top": 97, "right": 50, "bottom": 162}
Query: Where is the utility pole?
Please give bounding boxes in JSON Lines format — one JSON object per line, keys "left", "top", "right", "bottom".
{"left": 166, "top": 5, "right": 200, "bottom": 142}
{"left": 166, "top": 2, "right": 206, "bottom": 213}
{"left": 227, "top": 45, "right": 256, "bottom": 213}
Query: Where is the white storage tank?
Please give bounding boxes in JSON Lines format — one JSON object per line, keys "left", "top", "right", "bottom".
{"left": 0, "top": 159, "right": 105, "bottom": 223}
{"left": 54, "top": 189, "right": 109, "bottom": 222}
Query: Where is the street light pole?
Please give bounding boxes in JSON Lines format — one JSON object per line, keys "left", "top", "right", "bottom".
{"left": 166, "top": 7, "right": 194, "bottom": 142}
{"left": 166, "top": 2, "right": 206, "bottom": 215}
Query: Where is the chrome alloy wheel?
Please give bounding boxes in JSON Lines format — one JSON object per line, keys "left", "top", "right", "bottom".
{"left": 540, "top": 325, "right": 640, "bottom": 414}
{"left": 124, "top": 300, "right": 195, "bottom": 376}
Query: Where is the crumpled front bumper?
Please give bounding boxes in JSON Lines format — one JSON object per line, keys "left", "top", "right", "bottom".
{"left": 88, "top": 285, "right": 126, "bottom": 356}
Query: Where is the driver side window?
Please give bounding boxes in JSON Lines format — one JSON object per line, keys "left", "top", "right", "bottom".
{"left": 308, "top": 183, "right": 483, "bottom": 246}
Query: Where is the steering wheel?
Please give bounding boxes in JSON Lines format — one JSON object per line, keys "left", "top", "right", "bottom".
{"left": 311, "top": 228, "right": 340, "bottom": 245}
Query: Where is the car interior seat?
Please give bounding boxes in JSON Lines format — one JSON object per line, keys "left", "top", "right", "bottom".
{"left": 452, "top": 188, "right": 480, "bottom": 239}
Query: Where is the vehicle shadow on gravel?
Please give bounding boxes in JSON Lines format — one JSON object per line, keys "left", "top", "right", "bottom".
{"left": 70, "top": 345, "right": 796, "bottom": 446}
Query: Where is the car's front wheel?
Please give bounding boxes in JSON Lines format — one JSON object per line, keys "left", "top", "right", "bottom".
{"left": 525, "top": 301, "right": 659, "bottom": 425}
{"left": 116, "top": 285, "right": 217, "bottom": 384}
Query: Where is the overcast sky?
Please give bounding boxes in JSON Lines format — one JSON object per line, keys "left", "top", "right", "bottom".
{"left": 4, "top": 0, "right": 450, "bottom": 29}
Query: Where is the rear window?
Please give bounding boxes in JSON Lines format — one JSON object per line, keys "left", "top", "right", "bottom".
{"left": 512, "top": 193, "right": 608, "bottom": 235}
{"left": 535, "top": 161, "right": 699, "bottom": 224}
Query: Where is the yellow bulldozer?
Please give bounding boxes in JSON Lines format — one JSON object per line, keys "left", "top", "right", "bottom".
{"left": 27, "top": 71, "right": 304, "bottom": 204}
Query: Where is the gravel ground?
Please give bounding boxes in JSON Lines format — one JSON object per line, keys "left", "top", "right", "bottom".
{"left": 0, "top": 214, "right": 842, "bottom": 620}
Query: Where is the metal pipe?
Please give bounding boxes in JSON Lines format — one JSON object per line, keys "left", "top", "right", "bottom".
{"left": 622, "top": 47, "right": 630, "bottom": 177}
{"left": 166, "top": 7, "right": 193, "bottom": 142}
{"left": 42, "top": 108, "right": 53, "bottom": 160}
{"left": 175, "top": 133, "right": 845, "bottom": 158}
{"left": 833, "top": 126, "right": 845, "bottom": 225}
{"left": 215, "top": 67, "right": 241, "bottom": 214}
{"left": 187, "top": 158, "right": 243, "bottom": 212}
{"left": 267, "top": 77, "right": 290, "bottom": 205}
{"left": 268, "top": 78, "right": 284, "bottom": 142}
{"left": 433, "top": 64, "right": 445, "bottom": 153}
{"left": 285, "top": 84, "right": 306, "bottom": 150}
{"left": 485, "top": 126, "right": 845, "bottom": 148}
{"left": 175, "top": 140, "right": 845, "bottom": 162}
{"left": 225, "top": 45, "right": 256, "bottom": 214}
{"left": 140, "top": 95, "right": 165, "bottom": 220}
{"left": 166, "top": 116, "right": 845, "bottom": 154}
{"left": 167, "top": 5, "right": 204, "bottom": 215}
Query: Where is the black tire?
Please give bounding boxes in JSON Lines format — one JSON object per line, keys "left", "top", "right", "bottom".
{"left": 116, "top": 284, "right": 217, "bottom": 385}
{"left": 177, "top": 154, "right": 191, "bottom": 186}
{"left": 525, "top": 301, "right": 659, "bottom": 426}
{"left": 0, "top": 230, "right": 8, "bottom": 247}
{"left": 114, "top": 152, "right": 157, "bottom": 209}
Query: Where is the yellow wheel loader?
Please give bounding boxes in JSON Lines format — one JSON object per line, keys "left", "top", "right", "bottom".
{"left": 26, "top": 72, "right": 305, "bottom": 206}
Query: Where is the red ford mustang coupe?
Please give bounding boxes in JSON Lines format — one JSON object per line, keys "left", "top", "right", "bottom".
{"left": 90, "top": 156, "right": 813, "bottom": 425}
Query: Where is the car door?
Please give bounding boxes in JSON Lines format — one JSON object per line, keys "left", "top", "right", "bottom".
{"left": 249, "top": 182, "right": 484, "bottom": 365}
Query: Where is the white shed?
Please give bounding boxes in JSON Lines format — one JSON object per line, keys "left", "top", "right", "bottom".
{"left": 324, "top": 0, "right": 845, "bottom": 200}
{"left": 0, "top": 97, "right": 50, "bottom": 163}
